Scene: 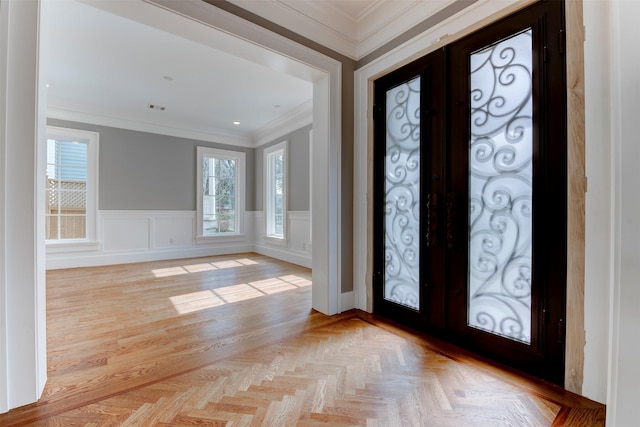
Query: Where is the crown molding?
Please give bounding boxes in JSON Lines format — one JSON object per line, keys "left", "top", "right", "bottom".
{"left": 47, "top": 101, "right": 314, "bottom": 150}
{"left": 226, "top": 0, "right": 463, "bottom": 61}
{"left": 226, "top": 0, "right": 358, "bottom": 59}
{"left": 251, "top": 99, "right": 313, "bottom": 147}
{"left": 356, "top": 0, "right": 458, "bottom": 59}
{"left": 47, "top": 106, "right": 254, "bottom": 148}
{"left": 352, "top": 0, "right": 387, "bottom": 23}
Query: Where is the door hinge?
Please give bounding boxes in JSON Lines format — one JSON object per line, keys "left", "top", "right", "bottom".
{"left": 558, "top": 29, "right": 565, "bottom": 55}
{"left": 543, "top": 46, "right": 548, "bottom": 63}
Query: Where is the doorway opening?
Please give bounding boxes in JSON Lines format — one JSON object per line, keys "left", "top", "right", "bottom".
{"left": 40, "top": 0, "right": 342, "bottom": 316}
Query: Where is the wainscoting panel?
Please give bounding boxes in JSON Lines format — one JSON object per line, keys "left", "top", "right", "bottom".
{"left": 46, "top": 211, "right": 252, "bottom": 269}
{"left": 251, "top": 211, "right": 312, "bottom": 268}
{"left": 251, "top": 211, "right": 266, "bottom": 246}
{"left": 288, "top": 211, "right": 312, "bottom": 253}
{"left": 153, "top": 216, "right": 194, "bottom": 249}
{"left": 103, "top": 216, "right": 150, "bottom": 251}
{"left": 46, "top": 210, "right": 311, "bottom": 270}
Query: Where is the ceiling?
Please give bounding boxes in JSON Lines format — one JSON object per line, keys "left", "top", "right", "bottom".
{"left": 227, "top": 0, "right": 457, "bottom": 59}
{"left": 44, "top": 0, "right": 315, "bottom": 147}
{"left": 44, "top": 0, "right": 451, "bottom": 147}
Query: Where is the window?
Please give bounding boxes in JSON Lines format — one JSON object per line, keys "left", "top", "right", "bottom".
{"left": 196, "top": 146, "right": 245, "bottom": 240}
{"left": 264, "top": 141, "right": 287, "bottom": 241}
{"left": 45, "top": 126, "right": 98, "bottom": 245}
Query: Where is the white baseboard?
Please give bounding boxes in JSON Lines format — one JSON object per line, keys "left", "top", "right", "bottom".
{"left": 340, "top": 291, "right": 355, "bottom": 313}
{"left": 253, "top": 243, "right": 312, "bottom": 268}
{"left": 47, "top": 243, "right": 254, "bottom": 270}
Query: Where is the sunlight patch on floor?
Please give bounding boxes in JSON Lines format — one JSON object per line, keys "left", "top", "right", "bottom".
{"left": 236, "top": 258, "right": 259, "bottom": 266}
{"left": 152, "top": 258, "right": 261, "bottom": 278}
{"left": 214, "top": 283, "right": 265, "bottom": 303}
{"left": 170, "top": 275, "right": 311, "bottom": 314}
{"left": 183, "top": 263, "right": 218, "bottom": 273}
{"left": 152, "top": 266, "right": 189, "bottom": 277}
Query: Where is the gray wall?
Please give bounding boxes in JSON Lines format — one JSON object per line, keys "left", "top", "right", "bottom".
{"left": 255, "top": 124, "right": 312, "bottom": 212}
{"left": 211, "top": 1, "right": 354, "bottom": 293}
{"left": 47, "top": 119, "right": 255, "bottom": 211}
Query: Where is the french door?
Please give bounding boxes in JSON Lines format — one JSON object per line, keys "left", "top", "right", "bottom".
{"left": 373, "top": 0, "right": 567, "bottom": 385}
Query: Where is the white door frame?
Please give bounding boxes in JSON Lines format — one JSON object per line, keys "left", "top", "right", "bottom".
{"left": 0, "top": 0, "right": 48, "bottom": 412}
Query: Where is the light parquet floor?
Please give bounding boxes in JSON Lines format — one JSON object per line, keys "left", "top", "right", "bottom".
{"left": 38, "top": 318, "right": 565, "bottom": 426}
{"left": 0, "top": 253, "right": 604, "bottom": 426}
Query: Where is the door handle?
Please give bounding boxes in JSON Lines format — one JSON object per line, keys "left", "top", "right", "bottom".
{"left": 446, "top": 193, "right": 456, "bottom": 250}
{"left": 426, "top": 193, "right": 438, "bottom": 248}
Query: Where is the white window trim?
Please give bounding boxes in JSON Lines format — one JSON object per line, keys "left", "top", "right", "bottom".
{"left": 45, "top": 125, "right": 99, "bottom": 251}
{"left": 264, "top": 140, "right": 288, "bottom": 246}
{"left": 196, "top": 146, "right": 246, "bottom": 243}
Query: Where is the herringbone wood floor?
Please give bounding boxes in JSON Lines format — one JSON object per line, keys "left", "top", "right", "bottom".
{"left": 0, "top": 253, "right": 604, "bottom": 426}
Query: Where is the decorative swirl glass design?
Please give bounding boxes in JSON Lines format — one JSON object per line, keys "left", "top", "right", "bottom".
{"left": 384, "top": 76, "right": 421, "bottom": 310}
{"left": 468, "top": 29, "right": 533, "bottom": 343}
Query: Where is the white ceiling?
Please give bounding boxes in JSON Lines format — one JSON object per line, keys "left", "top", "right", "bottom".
{"left": 44, "top": 0, "right": 454, "bottom": 147}
{"left": 44, "top": 0, "right": 315, "bottom": 146}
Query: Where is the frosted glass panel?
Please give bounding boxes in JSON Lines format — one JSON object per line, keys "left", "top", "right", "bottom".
{"left": 468, "top": 29, "right": 533, "bottom": 343}
{"left": 384, "top": 76, "right": 421, "bottom": 310}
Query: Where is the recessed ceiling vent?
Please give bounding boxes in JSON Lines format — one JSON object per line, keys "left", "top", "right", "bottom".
{"left": 147, "top": 104, "right": 166, "bottom": 111}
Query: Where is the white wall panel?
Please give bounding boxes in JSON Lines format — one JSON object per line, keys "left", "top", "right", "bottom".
{"left": 288, "top": 211, "right": 311, "bottom": 253}
{"left": 47, "top": 210, "right": 312, "bottom": 269}
{"left": 103, "top": 217, "right": 150, "bottom": 251}
{"left": 252, "top": 211, "right": 265, "bottom": 245}
{"left": 153, "top": 216, "right": 194, "bottom": 249}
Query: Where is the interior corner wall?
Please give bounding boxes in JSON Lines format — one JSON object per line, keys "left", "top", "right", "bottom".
{"left": 207, "top": 1, "right": 355, "bottom": 294}
{"left": 43, "top": 118, "right": 318, "bottom": 271}
{"left": 254, "top": 124, "right": 312, "bottom": 212}
{"left": 48, "top": 117, "right": 315, "bottom": 220}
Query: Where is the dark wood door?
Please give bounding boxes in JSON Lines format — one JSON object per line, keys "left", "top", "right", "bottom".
{"left": 373, "top": 0, "right": 567, "bottom": 385}
{"left": 373, "top": 48, "right": 446, "bottom": 331}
